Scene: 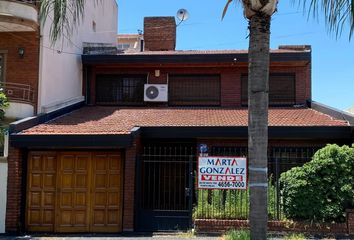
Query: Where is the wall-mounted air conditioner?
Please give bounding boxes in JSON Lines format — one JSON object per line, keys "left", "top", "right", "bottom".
{"left": 144, "top": 84, "right": 168, "bottom": 102}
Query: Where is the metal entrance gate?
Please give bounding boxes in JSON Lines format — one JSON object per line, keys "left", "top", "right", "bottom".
{"left": 136, "top": 143, "right": 196, "bottom": 231}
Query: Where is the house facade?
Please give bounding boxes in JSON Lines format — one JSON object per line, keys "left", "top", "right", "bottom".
{"left": 0, "top": 0, "right": 118, "bottom": 233}
{"left": 5, "top": 17, "right": 354, "bottom": 233}
{"left": 0, "top": 0, "right": 118, "bottom": 119}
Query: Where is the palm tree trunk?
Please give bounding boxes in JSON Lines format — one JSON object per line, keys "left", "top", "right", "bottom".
{"left": 248, "top": 13, "right": 270, "bottom": 240}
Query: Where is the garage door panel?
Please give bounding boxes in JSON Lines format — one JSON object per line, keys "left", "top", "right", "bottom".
{"left": 26, "top": 152, "right": 57, "bottom": 232}
{"left": 43, "top": 192, "right": 55, "bottom": 206}
{"left": 43, "top": 174, "right": 56, "bottom": 188}
{"left": 44, "top": 156, "right": 56, "bottom": 171}
{"left": 91, "top": 152, "right": 122, "bottom": 232}
{"left": 27, "top": 151, "right": 122, "bottom": 233}
{"left": 61, "top": 155, "right": 75, "bottom": 170}
{"left": 76, "top": 174, "right": 88, "bottom": 188}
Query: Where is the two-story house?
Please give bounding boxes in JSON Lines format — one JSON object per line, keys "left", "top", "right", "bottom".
{"left": 0, "top": 0, "right": 118, "bottom": 233}
{"left": 5, "top": 17, "right": 354, "bottom": 233}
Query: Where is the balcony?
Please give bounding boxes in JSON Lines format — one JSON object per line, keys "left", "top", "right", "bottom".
{"left": 0, "top": 81, "right": 35, "bottom": 119}
{"left": 0, "top": 0, "right": 39, "bottom": 32}
{"left": 0, "top": 81, "right": 34, "bottom": 104}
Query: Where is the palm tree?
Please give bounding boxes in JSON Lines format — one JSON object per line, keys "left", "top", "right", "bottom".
{"left": 296, "top": 0, "right": 354, "bottom": 40}
{"left": 223, "top": 1, "right": 277, "bottom": 239}
{"left": 39, "top": 0, "right": 86, "bottom": 43}
{"left": 222, "top": 0, "right": 354, "bottom": 239}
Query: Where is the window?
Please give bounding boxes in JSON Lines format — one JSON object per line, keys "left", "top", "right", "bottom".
{"left": 117, "top": 43, "right": 131, "bottom": 50}
{"left": 168, "top": 75, "right": 221, "bottom": 106}
{"left": 0, "top": 54, "right": 4, "bottom": 82}
{"left": 96, "top": 75, "right": 146, "bottom": 105}
{"left": 241, "top": 73, "right": 296, "bottom": 105}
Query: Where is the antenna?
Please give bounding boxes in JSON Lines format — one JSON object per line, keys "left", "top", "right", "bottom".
{"left": 176, "top": 9, "right": 189, "bottom": 26}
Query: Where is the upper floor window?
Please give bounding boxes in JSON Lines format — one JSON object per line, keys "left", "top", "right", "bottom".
{"left": 168, "top": 75, "right": 221, "bottom": 106}
{"left": 241, "top": 73, "right": 296, "bottom": 106}
{"left": 0, "top": 54, "right": 4, "bottom": 82}
{"left": 96, "top": 74, "right": 146, "bottom": 105}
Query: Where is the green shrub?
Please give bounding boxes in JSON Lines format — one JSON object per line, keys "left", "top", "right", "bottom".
{"left": 0, "top": 92, "right": 9, "bottom": 152}
{"left": 284, "top": 233, "right": 306, "bottom": 240}
{"left": 0, "top": 92, "right": 9, "bottom": 120}
{"left": 280, "top": 144, "right": 354, "bottom": 222}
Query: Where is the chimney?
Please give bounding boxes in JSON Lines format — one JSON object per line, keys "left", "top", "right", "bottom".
{"left": 144, "top": 17, "right": 176, "bottom": 51}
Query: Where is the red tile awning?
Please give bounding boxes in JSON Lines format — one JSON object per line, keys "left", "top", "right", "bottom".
{"left": 20, "top": 107, "right": 349, "bottom": 135}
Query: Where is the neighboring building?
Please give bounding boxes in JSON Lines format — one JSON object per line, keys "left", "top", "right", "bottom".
{"left": 0, "top": 0, "right": 118, "bottom": 119}
{"left": 0, "top": 0, "right": 118, "bottom": 233}
{"left": 347, "top": 106, "right": 354, "bottom": 115}
{"left": 5, "top": 17, "right": 354, "bottom": 233}
{"left": 117, "top": 34, "right": 142, "bottom": 52}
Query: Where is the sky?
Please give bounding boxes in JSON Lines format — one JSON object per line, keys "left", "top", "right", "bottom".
{"left": 117, "top": 0, "right": 354, "bottom": 111}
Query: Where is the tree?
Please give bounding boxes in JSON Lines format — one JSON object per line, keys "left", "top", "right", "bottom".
{"left": 222, "top": 0, "right": 354, "bottom": 239}
{"left": 0, "top": 91, "right": 9, "bottom": 150}
{"left": 223, "top": 1, "right": 277, "bottom": 239}
{"left": 295, "top": 0, "right": 354, "bottom": 40}
{"left": 39, "top": 0, "right": 86, "bottom": 43}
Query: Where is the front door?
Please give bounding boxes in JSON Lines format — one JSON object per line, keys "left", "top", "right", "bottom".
{"left": 26, "top": 151, "right": 123, "bottom": 233}
{"left": 136, "top": 143, "right": 195, "bottom": 231}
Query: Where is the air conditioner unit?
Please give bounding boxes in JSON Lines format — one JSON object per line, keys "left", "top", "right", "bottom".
{"left": 144, "top": 84, "right": 168, "bottom": 102}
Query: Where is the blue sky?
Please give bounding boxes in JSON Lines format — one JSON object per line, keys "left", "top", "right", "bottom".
{"left": 117, "top": 0, "right": 354, "bottom": 111}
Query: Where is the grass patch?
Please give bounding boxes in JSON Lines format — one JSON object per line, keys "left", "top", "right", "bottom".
{"left": 177, "top": 229, "right": 196, "bottom": 238}
{"left": 224, "top": 229, "right": 250, "bottom": 240}
{"left": 283, "top": 233, "right": 306, "bottom": 240}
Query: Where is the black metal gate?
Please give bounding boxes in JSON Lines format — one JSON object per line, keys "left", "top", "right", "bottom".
{"left": 136, "top": 143, "right": 196, "bottom": 231}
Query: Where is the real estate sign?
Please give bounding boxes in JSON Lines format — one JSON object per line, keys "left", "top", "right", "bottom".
{"left": 198, "top": 156, "right": 247, "bottom": 190}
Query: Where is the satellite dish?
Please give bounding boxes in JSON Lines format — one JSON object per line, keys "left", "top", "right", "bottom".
{"left": 176, "top": 9, "right": 189, "bottom": 21}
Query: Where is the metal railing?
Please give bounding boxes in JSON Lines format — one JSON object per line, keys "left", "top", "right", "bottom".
{"left": 9, "top": 0, "right": 38, "bottom": 6}
{"left": 0, "top": 81, "right": 35, "bottom": 104}
{"left": 193, "top": 146, "right": 320, "bottom": 221}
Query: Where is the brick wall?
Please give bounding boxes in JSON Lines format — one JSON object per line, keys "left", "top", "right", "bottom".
{"left": 195, "top": 219, "right": 349, "bottom": 234}
{"left": 5, "top": 147, "right": 23, "bottom": 233}
{"left": 144, "top": 17, "right": 176, "bottom": 51}
{"left": 122, "top": 138, "right": 140, "bottom": 231}
{"left": 91, "top": 64, "right": 310, "bottom": 107}
{"left": 0, "top": 32, "right": 39, "bottom": 107}
{"left": 347, "top": 209, "right": 354, "bottom": 235}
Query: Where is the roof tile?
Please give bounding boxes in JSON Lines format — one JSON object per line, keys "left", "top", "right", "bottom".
{"left": 20, "top": 107, "right": 349, "bottom": 135}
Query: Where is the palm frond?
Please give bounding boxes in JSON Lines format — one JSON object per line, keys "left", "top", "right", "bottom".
{"left": 39, "top": 0, "right": 86, "bottom": 44}
{"left": 293, "top": 0, "right": 354, "bottom": 40}
{"left": 222, "top": 0, "right": 234, "bottom": 19}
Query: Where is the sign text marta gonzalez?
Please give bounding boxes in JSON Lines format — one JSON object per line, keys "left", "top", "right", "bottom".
{"left": 198, "top": 156, "right": 247, "bottom": 190}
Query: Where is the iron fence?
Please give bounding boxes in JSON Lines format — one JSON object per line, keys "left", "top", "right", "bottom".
{"left": 193, "top": 146, "right": 320, "bottom": 220}
{"left": 138, "top": 143, "right": 320, "bottom": 227}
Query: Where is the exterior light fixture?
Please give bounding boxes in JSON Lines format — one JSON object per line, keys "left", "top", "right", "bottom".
{"left": 155, "top": 69, "right": 160, "bottom": 77}
{"left": 18, "top": 47, "right": 25, "bottom": 58}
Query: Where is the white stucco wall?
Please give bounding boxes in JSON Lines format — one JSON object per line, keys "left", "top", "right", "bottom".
{"left": 38, "top": 0, "right": 118, "bottom": 113}
{"left": 5, "top": 102, "right": 34, "bottom": 119}
{"left": 0, "top": 161, "right": 7, "bottom": 233}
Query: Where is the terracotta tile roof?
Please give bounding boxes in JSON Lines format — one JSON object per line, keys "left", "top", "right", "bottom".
{"left": 20, "top": 107, "right": 349, "bottom": 135}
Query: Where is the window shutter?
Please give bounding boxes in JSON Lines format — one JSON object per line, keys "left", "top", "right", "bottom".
{"left": 169, "top": 75, "right": 221, "bottom": 106}
{"left": 241, "top": 74, "right": 296, "bottom": 106}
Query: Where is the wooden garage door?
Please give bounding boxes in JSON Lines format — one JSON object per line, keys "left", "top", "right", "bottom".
{"left": 26, "top": 151, "right": 123, "bottom": 233}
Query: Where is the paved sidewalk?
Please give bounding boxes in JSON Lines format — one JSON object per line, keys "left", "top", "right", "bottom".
{"left": 0, "top": 233, "right": 221, "bottom": 240}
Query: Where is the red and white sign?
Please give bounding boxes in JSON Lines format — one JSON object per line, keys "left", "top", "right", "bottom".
{"left": 198, "top": 156, "right": 247, "bottom": 190}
